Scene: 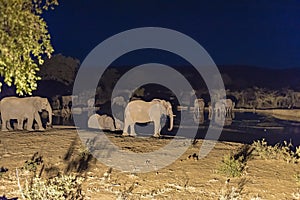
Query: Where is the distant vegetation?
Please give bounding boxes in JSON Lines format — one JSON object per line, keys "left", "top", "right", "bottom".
{"left": 3, "top": 53, "right": 299, "bottom": 111}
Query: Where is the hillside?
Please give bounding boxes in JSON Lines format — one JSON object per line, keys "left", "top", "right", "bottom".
{"left": 218, "top": 65, "right": 300, "bottom": 90}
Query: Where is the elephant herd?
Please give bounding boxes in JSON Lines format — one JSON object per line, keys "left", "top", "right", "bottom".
{"left": 88, "top": 98, "right": 175, "bottom": 138}
{"left": 0, "top": 94, "right": 235, "bottom": 137}
{"left": 193, "top": 98, "right": 235, "bottom": 124}
{"left": 93, "top": 97, "right": 235, "bottom": 137}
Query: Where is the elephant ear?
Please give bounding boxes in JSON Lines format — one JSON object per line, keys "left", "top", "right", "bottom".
{"left": 34, "top": 99, "right": 43, "bottom": 112}
{"left": 161, "top": 100, "right": 171, "bottom": 112}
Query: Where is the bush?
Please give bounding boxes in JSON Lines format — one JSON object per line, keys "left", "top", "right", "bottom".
{"left": 252, "top": 139, "right": 300, "bottom": 163}
{"left": 22, "top": 152, "right": 43, "bottom": 173}
{"left": 22, "top": 173, "right": 84, "bottom": 200}
{"left": 219, "top": 154, "right": 245, "bottom": 178}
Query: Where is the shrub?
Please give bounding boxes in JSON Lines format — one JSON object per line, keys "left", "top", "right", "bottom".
{"left": 219, "top": 154, "right": 245, "bottom": 178}
{"left": 22, "top": 152, "right": 43, "bottom": 172}
{"left": 22, "top": 173, "right": 84, "bottom": 200}
{"left": 252, "top": 139, "right": 300, "bottom": 163}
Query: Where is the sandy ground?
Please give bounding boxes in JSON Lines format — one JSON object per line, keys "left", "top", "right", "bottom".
{"left": 1, "top": 128, "right": 300, "bottom": 200}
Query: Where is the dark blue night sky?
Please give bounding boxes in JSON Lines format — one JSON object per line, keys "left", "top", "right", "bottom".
{"left": 43, "top": 0, "right": 300, "bottom": 68}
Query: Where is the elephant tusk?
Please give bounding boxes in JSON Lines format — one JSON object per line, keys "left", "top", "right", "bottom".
{"left": 173, "top": 115, "right": 176, "bottom": 117}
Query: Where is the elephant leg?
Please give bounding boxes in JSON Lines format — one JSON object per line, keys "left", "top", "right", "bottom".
{"left": 1, "top": 117, "right": 8, "bottom": 131}
{"left": 208, "top": 112, "right": 212, "bottom": 120}
{"left": 17, "top": 118, "right": 24, "bottom": 130}
{"left": 8, "top": 120, "right": 14, "bottom": 130}
{"left": 153, "top": 120, "right": 161, "bottom": 138}
{"left": 129, "top": 124, "right": 136, "bottom": 137}
{"left": 106, "top": 118, "right": 115, "bottom": 131}
{"left": 228, "top": 109, "right": 232, "bottom": 116}
{"left": 122, "top": 120, "right": 129, "bottom": 136}
{"left": 26, "top": 116, "right": 34, "bottom": 131}
{"left": 34, "top": 112, "right": 45, "bottom": 131}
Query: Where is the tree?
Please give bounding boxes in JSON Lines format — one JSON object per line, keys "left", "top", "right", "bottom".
{"left": 38, "top": 54, "right": 80, "bottom": 86}
{"left": 0, "top": 0, "right": 58, "bottom": 95}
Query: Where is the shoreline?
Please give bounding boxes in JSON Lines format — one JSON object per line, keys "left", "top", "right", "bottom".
{"left": 234, "top": 108, "right": 300, "bottom": 122}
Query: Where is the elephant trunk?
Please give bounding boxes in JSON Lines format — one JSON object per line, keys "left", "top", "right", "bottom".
{"left": 46, "top": 103, "right": 52, "bottom": 126}
{"left": 168, "top": 111, "right": 174, "bottom": 131}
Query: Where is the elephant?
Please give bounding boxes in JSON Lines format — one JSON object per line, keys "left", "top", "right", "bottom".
{"left": 112, "top": 96, "right": 127, "bottom": 107}
{"left": 208, "top": 102, "right": 213, "bottom": 120}
{"left": 0, "top": 96, "right": 52, "bottom": 131}
{"left": 213, "top": 110, "right": 233, "bottom": 127}
{"left": 122, "top": 99, "right": 174, "bottom": 137}
{"left": 214, "top": 101, "right": 226, "bottom": 115}
{"left": 220, "top": 99, "right": 235, "bottom": 115}
{"left": 111, "top": 96, "right": 127, "bottom": 122}
{"left": 87, "top": 98, "right": 95, "bottom": 117}
{"left": 193, "top": 98, "right": 205, "bottom": 123}
{"left": 51, "top": 95, "right": 61, "bottom": 110}
{"left": 61, "top": 105, "right": 72, "bottom": 120}
{"left": 88, "top": 114, "right": 117, "bottom": 131}
{"left": 61, "top": 95, "right": 73, "bottom": 109}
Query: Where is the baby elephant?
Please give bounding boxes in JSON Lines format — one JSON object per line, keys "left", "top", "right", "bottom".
{"left": 88, "top": 114, "right": 117, "bottom": 131}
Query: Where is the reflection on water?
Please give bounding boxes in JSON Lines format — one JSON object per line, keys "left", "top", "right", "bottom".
{"left": 211, "top": 112, "right": 234, "bottom": 127}
{"left": 53, "top": 116, "right": 74, "bottom": 126}
{"left": 176, "top": 110, "right": 300, "bottom": 146}
{"left": 54, "top": 110, "right": 300, "bottom": 146}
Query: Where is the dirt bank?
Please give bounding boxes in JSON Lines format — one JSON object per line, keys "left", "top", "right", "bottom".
{"left": 1, "top": 128, "right": 300, "bottom": 199}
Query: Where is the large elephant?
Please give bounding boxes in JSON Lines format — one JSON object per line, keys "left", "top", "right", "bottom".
{"left": 122, "top": 99, "right": 174, "bottom": 137}
{"left": 0, "top": 96, "right": 52, "bottom": 131}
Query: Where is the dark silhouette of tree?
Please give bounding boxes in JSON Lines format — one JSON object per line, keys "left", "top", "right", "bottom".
{"left": 38, "top": 54, "right": 80, "bottom": 86}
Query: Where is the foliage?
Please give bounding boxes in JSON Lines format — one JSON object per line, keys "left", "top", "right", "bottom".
{"left": 219, "top": 154, "right": 246, "bottom": 178}
{"left": 251, "top": 138, "right": 300, "bottom": 163}
{"left": 18, "top": 152, "right": 85, "bottom": 200}
{"left": 132, "top": 87, "right": 145, "bottom": 98}
{"left": 0, "top": 0, "right": 58, "bottom": 95}
{"left": 22, "top": 173, "right": 84, "bottom": 200}
{"left": 38, "top": 54, "right": 80, "bottom": 85}
{"left": 22, "top": 152, "right": 43, "bottom": 172}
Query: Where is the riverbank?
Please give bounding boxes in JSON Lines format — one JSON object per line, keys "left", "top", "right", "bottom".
{"left": 0, "top": 129, "right": 300, "bottom": 199}
{"left": 234, "top": 108, "right": 300, "bottom": 122}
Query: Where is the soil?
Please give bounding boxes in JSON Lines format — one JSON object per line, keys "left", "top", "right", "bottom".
{"left": 0, "top": 127, "right": 300, "bottom": 200}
